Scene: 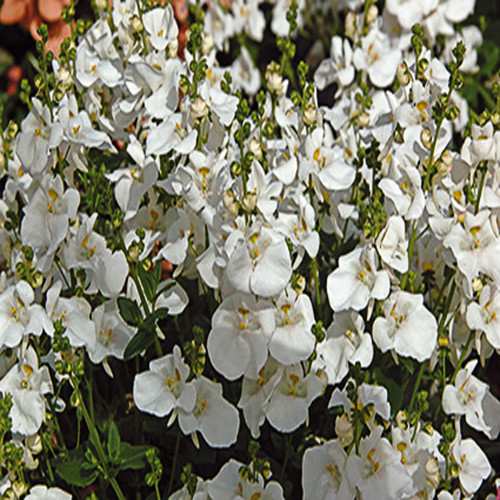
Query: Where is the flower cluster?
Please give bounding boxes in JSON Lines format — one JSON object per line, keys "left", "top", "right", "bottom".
{"left": 0, "top": 0, "right": 498, "bottom": 497}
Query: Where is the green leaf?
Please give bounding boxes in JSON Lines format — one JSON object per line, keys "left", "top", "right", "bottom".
{"left": 123, "top": 328, "right": 155, "bottom": 360}
{"left": 400, "top": 357, "right": 415, "bottom": 375}
{"left": 107, "top": 421, "right": 121, "bottom": 464}
{"left": 138, "top": 264, "right": 157, "bottom": 303}
{"left": 55, "top": 450, "right": 98, "bottom": 487}
{"left": 117, "top": 297, "right": 142, "bottom": 327}
{"left": 118, "top": 443, "right": 153, "bottom": 471}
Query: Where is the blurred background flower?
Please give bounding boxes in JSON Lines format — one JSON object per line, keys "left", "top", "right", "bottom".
{"left": 0, "top": 0, "right": 71, "bottom": 54}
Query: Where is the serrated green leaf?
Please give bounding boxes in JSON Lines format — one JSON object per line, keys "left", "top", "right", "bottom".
{"left": 123, "top": 328, "right": 155, "bottom": 360}
{"left": 107, "top": 421, "right": 121, "bottom": 464}
{"left": 117, "top": 297, "right": 142, "bottom": 327}
{"left": 55, "top": 450, "right": 98, "bottom": 487}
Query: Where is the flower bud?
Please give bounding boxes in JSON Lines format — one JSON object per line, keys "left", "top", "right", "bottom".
{"left": 191, "top": 97, "right": 209, "bottom": 120}
{"left": 335, "top": 414, "right": 354, "bottom": 447}
{"left": 358, "top": 111, "right": 370, "bottom": 128}
{"left": 436, "top": 150, "right": 453, "bottom": 176}
{"left": 491, "top": 112, "right": 500, "bottom": 126}
{"left": 266, "top": 62, "right": 283, "bottom": 94}
{"left": 303, "top": 102, "right": 317, "bottom": 126}
{"left": 95, "top": 0, "right": 107, "bottom": 9}
{"left": 248, "top": 139, "right": 263, "bottom": 161}
{"left": 345, "top": 12, "right": 356, "bottom": 38}
{"left": 366, "top": 4, "right": 378, "bottom": 24}
{"left": 425, "top": 457, "right": 441, "bottom": 488}
{"left": 167, "top": 40, "right": 178, "bottom": 58}
{"left": 56, "top": 66, "right": 73, "bottom": 92}
{"left": 242, "top": 191, "right": 257, "bottom": 212}
{"left": 420, "top": 127, "right": 433, "bottom": 149}
{"left": 27, "top": 434, "right": 43, "bottom": 454}
{"left": 201, "top": 33, "right": 214, "bottom": 55}
{"left": 12, "top": 483, "right": 26, "bottom": 499}
{"left": 395, "top": 410, "right": 408, "bottom": 430}
{"left": 131, "top": 15, "right": 143, "bottom": 33}
{"left": 397, "top": 62, "right": 410, "bottom": 86}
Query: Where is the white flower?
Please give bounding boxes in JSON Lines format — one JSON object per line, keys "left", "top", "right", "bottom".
{"left": 207, "top": 459, "right": 284, "bottom": 500}
{"left": 225, "top": 223, "right": 292, "bottom": 298}
{"left": 45, "top": 281, "right": 97, "bottom": 351}
{"left": 63, "top": 214, "right": 129, "bottom": 297}
{"left": 0, "top": 347, "right": 53, "bottom": 436}
{"left": 327, "top": 245, "right": 390, "bottom": 312}
{"left": 346, "top": 426, "right": 412, "bottom": 500}
{"left": 16, "top": 99, "right": 62, "bottom": 176}
{"left": 353, "top": 28, "right": 402, "bottom": 88}
{"left": 265, "top": 364, "right": 323, "bottom": 433}
{"left": 466, "top": 285, "right": 500, "bottom": 349}
{"left": 106, "top": 162, "right": 158, "bottom": 221}
{"left": 21, "top": 175, "right": 80, "bottom": 271}
{"left": 178, "top": 376, "right": 240, "bottom": 448}
{"left": 133, "top": 345, "right": 196, "bottom": 418}
{"left": 302, "top": 127, "right": 356, "bottom": 193}
{"left": 25, "top": 485, "right": 72, "bottom": 500}
{"left": 0, "top": 281, "right": 50, "bottom": 349}
{"left": 314, "top": 36, "right": 355, "bottom": 91}
{"left": 442, "top": 360, "right": 500, "bottom": 439}
{"left": 443, "top": 210, "right": 500, "bottom": 285}
{"left": 155, "top": 281, "right": 189, "bottom": 316}
{"left": 207, "top": 292, "right": 275, "bottom": 380}
{"left": 238, "top": 357, "right": 283, "bottom": 438}
{"left": 329, "top": 382, "right": 391, "bottom": 422}
{"left": 316, "top": 311, "right": 373, "bottom": 385}
{"left": 269, "top": 288, "right": 316, "bottom": 365}
{"left": 373, "top": 291, "right": 437, "bottom": 361}
{"left": 302, "top": 439, "right": 354, "bottom": 500}
{"left": 143, "top": 6, "right": 178, "bottom": 51}
{"left": 88, "top": 301, "right": 134, "bottom": 364}
{"left": 376, "top": 216, "right": 409, "bottom": 273}
{"left": 452, "top": 437, "right": 491, "bottom": 495}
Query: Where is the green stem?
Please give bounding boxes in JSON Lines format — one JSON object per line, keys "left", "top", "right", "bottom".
{"left": 72, "top": 377, "right": 126, "bottom": 500}
{"left": 474, "top": 162, "right": 487, "bottom": 214}
{"left": 450, "top": 331, "right": 475, "bottom": 385}
{"left": 167, "top": 429, "right": 181, "bottom": 497}
{"left": 408, "top": 362, "right": 426, "bottom": 412}
{"left": 279, "top": 435, "right": 293, "bottom": 484}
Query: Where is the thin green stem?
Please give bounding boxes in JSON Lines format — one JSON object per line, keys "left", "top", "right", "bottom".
{"left": 409, "top": 362, "right": 426, "bottom": 413}
{"left": 279, "top": 435, "right": 293, "bottom": 484}
{"left": 167, "top": 429, "right": 181, "bottom": 497}
{"left": 72, "top": 377, "right": 126, "bottom": 500}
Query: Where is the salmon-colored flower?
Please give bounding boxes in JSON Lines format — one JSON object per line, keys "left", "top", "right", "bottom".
{"left": 0, "top": 0, "right": 71, "bottom": 53}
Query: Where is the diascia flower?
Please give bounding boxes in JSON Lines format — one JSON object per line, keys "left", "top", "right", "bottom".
{"left": 0, "top": 347, "right": 53, "bottom": 436}
{"left": 315, "top": 310, "right": 373, "bottom": 386}
{"left": 0, "top": 281, "right": 51, "bottom": 349}
{"left": 269, "top": 287, "right": 316, "bottom": 365}
{"left": 207, "top": 459, "right": 284, "bottom": 500}
{"left": 264, "top": 364, "right": 323, "bottom": 433}
{"left": 466, "top": 285, "right": 500, "bottom": 349}
{"left": 451, "top": 436, "right": 491, "bottom": 495}
{"left": 302, "top": 439, "right": 355, "bottom": 499}
{"left": 346, "top": 426, "right": 413, "bottom": 500}
{"left": 224, "top": 222, "right": 292, "bottom": 298}
{"left": 25, "top": 485, "right": 72, "bottom": 500}
{"left": 373, "top": 291, "right": 437, "bottom": 362}
{"left": 133, "top": 345, "right": 196, "bottom": 419}
{"left": 177, "top": 376, "right": 239, "bottom": 448}
{"left": 207, "top": 292, "right": 275, "bottom": 380}
{"left": 442, "top": 360, "right": 500, "bottom": 439}
{"left": 327, "top": 245, "right": 390, "bottom": 313}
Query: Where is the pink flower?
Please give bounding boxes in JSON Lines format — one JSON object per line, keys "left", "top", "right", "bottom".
{"left": 0, "top": 0, "right": 71, "bottom": 53}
